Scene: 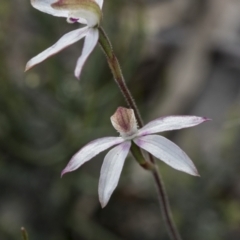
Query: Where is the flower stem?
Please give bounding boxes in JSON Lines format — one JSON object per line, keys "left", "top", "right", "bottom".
{"left": 152, "top": 168, "right": 182, "bottom": 240}
{"left": 98, "top": 27, "right": 143, "bottom": 127}
{"left": 98, "top": 26, "right": 182, "bottom": 240}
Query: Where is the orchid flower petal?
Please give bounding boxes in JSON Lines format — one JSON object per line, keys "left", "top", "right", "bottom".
{"left": 25, "top": 27, "right": 88, "bottom": 71}
{"left": 31, "top": 0, "right": 69, "bottom": 18}
{"left": 98, "top": 141, "right": 131, "bottom": 208}
{"left": 95, "top": 0, "right": 103, "bottom": 9}
{"left": 74, "top": 27, "right": 99, "bottom": 79}
{"left": 134, "top": 135, "right": 199, "bottom": 176}
{"left": 138, "top": 116, "right": 210, "bottom": 136}
{"left": 61, "top": 137, "right": 125, "bottom": 176}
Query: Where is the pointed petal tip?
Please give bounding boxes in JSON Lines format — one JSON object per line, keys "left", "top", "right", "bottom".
{"left": 187, "top": 162, "right": 200, "bottom": 176}
{"left": 100, "top": 201, "right": 107, "bottom": 208}
{"left": 193, "top": 169, "right": 200, "bottom": 177}
{"left": 25, "top": 60, "right": 37, "bottom": 72}
{"left": 178, "top": 165, "right": 200, "bottom": 177}
{"left": 74, "top": 72, "right": 80, "bottom": 80}
{"left": 203, "top": 117, "right": 212, "bottom": 122}
{"left": 186, "top": 163, "right": 200, "bottom": 177}
{"left": 61, "top": 169, "right": 68, "bottom": 178}
{"left": 25, "top": 64, "right": 31, "bottom": 72}
{"left": 74, "top": 64, "right": 82, "bottom": 80}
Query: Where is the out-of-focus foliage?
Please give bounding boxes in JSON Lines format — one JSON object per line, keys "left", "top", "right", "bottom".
{"left": 0, "top": 0, "right": 240, "bottom": 239}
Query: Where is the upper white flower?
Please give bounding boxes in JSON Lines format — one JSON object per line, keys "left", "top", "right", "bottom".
{"left": 62, "top": 107, "right": 209, "bottom": 207}
{"left": 26, "top": 0, "right": 103, "bottom": 78}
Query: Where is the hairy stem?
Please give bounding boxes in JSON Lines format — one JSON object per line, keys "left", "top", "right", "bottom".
{"left": 98, "top": 27, "right": 143, "bottom": 127}
{"left": 152, "top": 168, "right": 182, "bottom": 240}
{"left": 98, "top": 26, "right": 182, "bottom": 240}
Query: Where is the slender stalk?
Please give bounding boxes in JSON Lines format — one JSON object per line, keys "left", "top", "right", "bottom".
{"left": 98, "top": 26, "right": 182, "bottom": 240}
{"left": 98, "top": 27, "right": 143, "bottom": 127}
{"left": 152, "top": 168, "right": 182, "bottom": 240}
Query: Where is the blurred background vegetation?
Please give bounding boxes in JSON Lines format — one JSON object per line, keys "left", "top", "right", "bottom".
{"left": 1, "top": 0, "right": 240, "bottom": 239}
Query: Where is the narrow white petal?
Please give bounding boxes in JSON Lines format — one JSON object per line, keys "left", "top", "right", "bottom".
{"left": 25, "top": 27, "right": 88, "bottom": 71}
{"left": 74, "top": 28, "right": 99, "bottom": 79}
{"left": 138, "top": 116, "right": 210, "bottom": 136}
{"left": 98, "top": 141, "right": 131, "bottom": 208}
{"left": 134, "top": 135, "right": 199, "bottom": 176}
{"left": 31, "top": 0, "right": 69, "bottom": 17}
{"left": 95, "top": 0, "right": 104, "bottom": 9}
{"left": 61, "top": 137, "right": 124, "bottom": 176}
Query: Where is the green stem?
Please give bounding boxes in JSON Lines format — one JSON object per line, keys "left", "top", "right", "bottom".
{"left": 131, "top": 142, "right": 181, "bottom": 240}
{"left": 98, "top": 26, "right": 182, "bottom": 240}
{"left": 152, "top": 168, "right": 182, "bottom": 240}
{"left": 98, "top": 27, "right": 143, "bottom": 127}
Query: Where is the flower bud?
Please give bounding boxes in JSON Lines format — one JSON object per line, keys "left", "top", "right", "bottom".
{"left": 111, "top": 107, "right": 138, "bottom": 138}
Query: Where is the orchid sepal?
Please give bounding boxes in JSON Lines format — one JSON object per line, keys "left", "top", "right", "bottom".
{"left": 134, "top": 135, "right": 200, "bottom": 176}
{"left": 61, "top": 137, "right": 125, "bottom": 176}
{"left": 137, "top": 116, "right": 211, "bottom": 137}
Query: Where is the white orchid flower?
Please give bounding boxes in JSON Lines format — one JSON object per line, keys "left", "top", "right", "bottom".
{"left": 25, "top": 0, "right": 103, "bottom": 79}
{"left": 62, "top": 107, "right": 209, "bottom": 208}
